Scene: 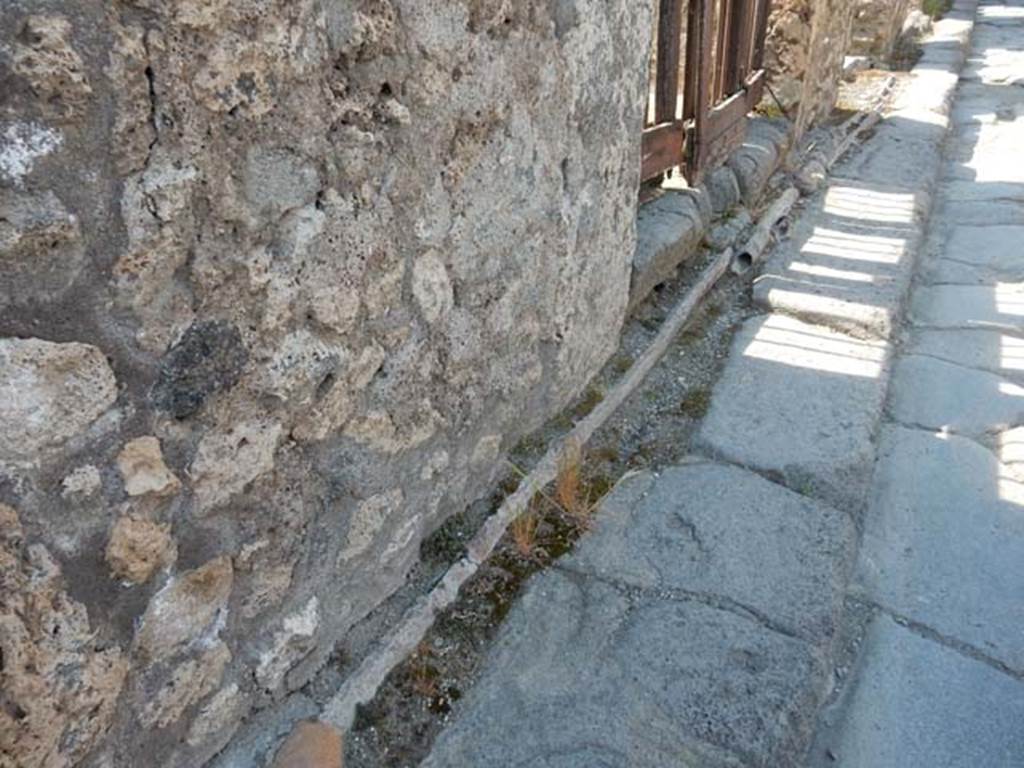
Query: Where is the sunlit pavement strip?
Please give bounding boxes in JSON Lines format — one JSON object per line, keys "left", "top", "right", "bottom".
{"left": 813, "top": 0, "right": 1024, "bottom": 765}
{"left": 424, "top": 1, "right": 1024, "bottom": 765}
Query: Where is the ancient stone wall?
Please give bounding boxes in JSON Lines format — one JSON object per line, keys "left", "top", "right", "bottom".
{"left": 0, "top": 1, "right": 654, "bottom": 766}
{"left": 849, "top": 0, "right": 915, "bottom": 57}
{"left": 764, "top": 0, "right": 859, "bottom": 136}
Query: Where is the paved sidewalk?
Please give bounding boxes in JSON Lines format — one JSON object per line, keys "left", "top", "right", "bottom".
{"left": 423, "top": 1, "right": 1024, "bottom": 765}
{"left": 813, "top": 1, "right": 1024, "bottom": 764}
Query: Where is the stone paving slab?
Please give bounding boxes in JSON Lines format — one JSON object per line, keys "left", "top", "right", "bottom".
{"left": 925, "top": 256, "right": 1024, "bottom": 284}
{"left": 563, "top": 462, "right": 855, "bottom": 642}
{"left": 936, "top": 198, "right": 1024, "bottom": 225}
{"left": 696, "top": 313, "right": 889, "bottom": 512}
{"left": 812, "top": 614, "right": 1024, "bottom": 768}
{"left": 853, "top": 425, "right": 1024, "bottom": 671}
{"left": 921, "top": 224, "right": 1024, "bottom": 284}
{"left": 888, "top": 353, "right": 1024, "bottom": 434}
{"left": 909, "top": 327, "right": 1024, "bottom": 380}
{"left": 911, "top": 282, "right": 1024, "bottom": 331}
{"left": 425, "top": 465, "right": 847, "bottom": 768}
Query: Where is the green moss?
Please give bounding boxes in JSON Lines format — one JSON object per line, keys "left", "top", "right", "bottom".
{"left": 679, "top": 387, "right": 712, "bottom": 419}
{"left": 611, "top": 354, "right": 634, "bottom": 374}
{"left": 922, "top": 0, "right": 952, "bottom": 18}
{"left": 571, "top": 385, "right": 605, "bottom": 420}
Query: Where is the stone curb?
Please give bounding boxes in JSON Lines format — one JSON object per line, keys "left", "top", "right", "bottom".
{"left": 628, "top": 116, "right": 791, "bottom": 311}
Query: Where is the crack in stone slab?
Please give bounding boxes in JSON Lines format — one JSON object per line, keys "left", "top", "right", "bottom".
{"left": 848, "top": 595, "right": 1024, "bottom": 683}
{"left": 554, "top": 562, "right": 807, "bottom": 644}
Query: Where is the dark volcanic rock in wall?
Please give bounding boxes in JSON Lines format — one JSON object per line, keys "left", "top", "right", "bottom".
{"left": 152, "top": 320, "right": 248, "bottom": 419}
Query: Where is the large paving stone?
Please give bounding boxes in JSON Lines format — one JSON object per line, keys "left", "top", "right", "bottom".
{"left": 854, "top": 425, "right": 1024, "bottom": 671}
{"left": 936, "top": 198, "right": 1024, "bottom": 225}
{"left": 814, "top": 615, "right": 1024, "bottom": 768}
{"left": 909, "top": 327, "right": 1024, "bottom": 381}
{"left": 888, "top": 353, "right": 1024, "bottom": 434}
{"left": 922, "top": 224, "right": 1024, "bottom": 283}
{"left": 924, "top": 255, "right": 1024, "bottom": 284}
{"left": 424, "top": 569, "right": 825, "bottom": 768}
{"left": 563, "top": 463, "right": 855, "bottom": 642}
{"left": 938, "top": 224, "right": 1024, "bottom": 269}
{"left": 696, "top": 314, "right": 890, "bottom": 512}
{"left": 911, "top": 282, "right": 1024, "bottom": 331}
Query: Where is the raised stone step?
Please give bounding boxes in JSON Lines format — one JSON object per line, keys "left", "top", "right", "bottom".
{"left": 753, "top": 180, "right": 923, "bottom": 339}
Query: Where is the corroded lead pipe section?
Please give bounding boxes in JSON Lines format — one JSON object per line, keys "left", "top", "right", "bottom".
{"left": 732, "top": 187, "right": 800, "bottom": 274}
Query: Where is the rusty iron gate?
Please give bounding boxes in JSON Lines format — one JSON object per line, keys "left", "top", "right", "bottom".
{"left": 641, "top": 0, "right": 771, "bottom": 186}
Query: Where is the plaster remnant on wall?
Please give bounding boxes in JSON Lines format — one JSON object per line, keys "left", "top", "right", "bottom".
{"left": 0, "top": 338, "right": 117, "bottom": 461}
{"left": 105, "top": 514, "right": 178, "bottom": 584}
{"left": 117, "top": 436, "right": 181, "bottom": 497}
{"left": 134, "top": 556, "right": 233, "bottom": 663}
{"left": 0, "top": 122, "right": 61, "bottom": 183}
{"left": 255, "top": 596, "right": 320, "bottom": 691}
{"left": 190, "top": 419, "right": 283, "bottom": 513}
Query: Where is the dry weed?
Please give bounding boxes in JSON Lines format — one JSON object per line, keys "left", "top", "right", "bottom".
{"left": 510, "top": 508, "right": 539, "bottom": 558}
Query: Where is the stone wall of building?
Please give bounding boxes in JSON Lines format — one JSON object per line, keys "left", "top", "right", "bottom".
{"left": 0, "top": 1, "right": 655, "bottom": 766}
{"left": 764, "top": 0, "right": 860, "bottom": 136}
{"left": 849, "top": 0, "right": 915, "bottom": 57}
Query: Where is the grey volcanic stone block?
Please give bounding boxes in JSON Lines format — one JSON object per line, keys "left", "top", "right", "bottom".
{"left": 629, "top": 191, "right": 707, "bottom": 309}
{"left": 696, "top": 313, "right": 890, "bottom": 513}
{"left": 705, "top": 165, "right": 742, "bottom": 215}
{"left": 923, "top": 225, "right": 1024, "bottom": 285}
{"left": 424, "top": 570, "right": 823, "bottom": 768}
{"left": 854, "top": 426, "right": 1024, "bottom": 672}
{"left": 728, "top": 132, "right": 779, "bottom": 205}
{"left": 564, "top": 463, "right": 855, "bottom": 642}
{"left": 911, "top": 283, "right": 1024, "bottom": 332}
{"left": 816, "top": 615, "right": 1024, "bottom": 768}
{"left": 888, "top": 354, "right": 1024, "bottom": 435}
{"left": 909, "top": 328, "right": 1024, "bottom": 381}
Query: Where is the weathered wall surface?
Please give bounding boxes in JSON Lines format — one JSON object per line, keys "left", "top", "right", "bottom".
{"left": 849, "top": 0, "right": 914, "bottom": 57}
{"left": 764, "top": 0, "right": 858, "bottom": 135}
{"left": 0, "top": 1, "right": 654, "bottom": 766}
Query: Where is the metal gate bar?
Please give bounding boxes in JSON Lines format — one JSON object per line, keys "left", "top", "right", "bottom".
{"left": 641, "top": 0, "right": 771, "bottom": 187}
